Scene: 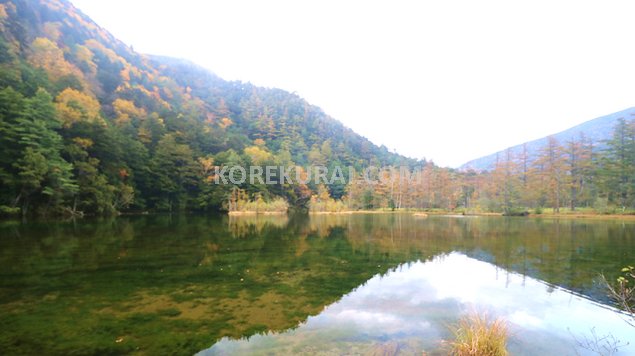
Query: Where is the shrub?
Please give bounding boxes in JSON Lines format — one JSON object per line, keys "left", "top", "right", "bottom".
{"left": 502, "top": 208, "right": 529, "bottom": 216}
{"left": 449, "top": 313, "right": 508, "bottom": 356}
{"left": 308, "top": 196, "right": 347, "bottom": 212}
{"left": 227, "top": 190, "right": 288, "bottom": 213}
{"left": 603, "top": 266, "right": 635, "bottom": 327}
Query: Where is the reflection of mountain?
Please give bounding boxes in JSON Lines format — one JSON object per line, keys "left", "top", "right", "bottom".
{"left": 201, "top": 253, "right": 635, "bottom": 355}
{"left": 0, "top": 215, "right": 411, "bottom": 355}
{"left": 0, "top": 215, "right": 633, "bottom": 354}
{"left": 326, "top": 214, "right": 635, "bottom": 302}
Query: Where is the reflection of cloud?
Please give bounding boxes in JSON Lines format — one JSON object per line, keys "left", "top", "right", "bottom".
{"left": 508, "top": 311, "right": 543, "bottom": 328}
{"left": 335, "top": 310, "right": 399, "bottom": 327}
{"left": 323, "top": 309, "right": 432, "bottom": 335}
{"left": 201, "top": 252, "right": 635, "bottom": 356}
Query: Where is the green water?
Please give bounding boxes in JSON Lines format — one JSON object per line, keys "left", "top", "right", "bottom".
{"left": 0, "top": 214, "right": 633, "bottom": 355}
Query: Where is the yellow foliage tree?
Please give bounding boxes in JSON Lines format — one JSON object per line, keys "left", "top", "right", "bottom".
{"left": 0, "top": 4, "right": 8, "bottom": 20}
{"left": 42, "top": 22, "right": 62, "bottom": 41}
{"left": 84, "top": 39, "right": 124, "bottom": 66}
{"left": 73, "top": 45, "right": 97, "bottom": 75}
{"left": 112, "top": 98, "right": 147, "bottom": 125}
{"left": 29, "top": 37, "right": 83, "bottom": 83}
{"left": 219, "top": 117, "right": 233, "bottom": 129}
{"left": 72, "top": 137, "right": 93, "bottom": 149}
{"left": 55, "top": 88, "right": 104, "bottom": 127}
{"left": 198, "top": 156, "right": 215, "bottom": 176}
{"left": 244, "top": 146, "right": 272, "bottom": 165}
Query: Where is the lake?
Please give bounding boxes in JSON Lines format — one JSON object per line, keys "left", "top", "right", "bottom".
{"left": 0, "top": 214, "right": 633, "bottom": 355}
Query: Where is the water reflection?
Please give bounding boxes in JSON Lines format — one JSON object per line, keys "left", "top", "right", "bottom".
{"left": 201, "top": 253, "right": 635, "bottom": 355}
{"left": 227, "top": 214, "right": 289, "bottom": 237}
{"left": 0, "top": 214, "right": 633, "bottom": 354}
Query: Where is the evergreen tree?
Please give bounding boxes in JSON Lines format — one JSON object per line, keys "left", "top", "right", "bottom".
{"left": 600, "top": 118, "right": 635, "bottom": 209}
{"left": 150, "top": 134, "right": 199, "bottom": 211}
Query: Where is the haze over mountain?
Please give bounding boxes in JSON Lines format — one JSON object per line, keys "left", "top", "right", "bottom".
{"left": 459, "top": 107, "right": 635, "bottom": 171}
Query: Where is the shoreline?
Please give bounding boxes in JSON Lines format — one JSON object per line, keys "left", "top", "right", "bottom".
{"left": 308, "top": 210, "right": 403, "bottom": 215}
{"left": 527, "top": 213, "right": 635, "bottom": 221}
{"left": 7, "top": 210, "right": 635, "bottom": 221}
{"left": 307, "top": 210, "right": 635, "bottom": 221}
{"left": 227, "top": 211, "right": 287, "bottom": 216}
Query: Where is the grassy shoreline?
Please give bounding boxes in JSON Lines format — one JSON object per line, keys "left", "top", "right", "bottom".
{"left": 17, "top": 208, "right": 633, "bottom": 221}
{"left": 526, "top": 212, "right": 635, "bottom": 220}
{"left": 227, "top": 211, "right": 287, "bottom": 216}
{"left": 304, "top": 209, "right": 635, "bottom": 221}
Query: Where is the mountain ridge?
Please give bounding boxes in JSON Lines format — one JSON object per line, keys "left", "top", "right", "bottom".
{"left": 0, "top": 0, "right": 421, "bottom": 215}
{"left": 459, "top": 107, "right": 635, "bottom": 171}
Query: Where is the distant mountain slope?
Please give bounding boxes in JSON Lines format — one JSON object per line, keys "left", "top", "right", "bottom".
{"left": 459, "top": 107, "right": 635, "bottom": 171}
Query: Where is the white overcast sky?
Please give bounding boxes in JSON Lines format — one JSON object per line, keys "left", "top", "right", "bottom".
{"left": 70, "top": 0, "right": 635, "bottom": 167}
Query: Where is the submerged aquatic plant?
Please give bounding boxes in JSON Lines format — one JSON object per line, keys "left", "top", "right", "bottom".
{"left": 449, "top": 313, "right": 509, "bottom": 356}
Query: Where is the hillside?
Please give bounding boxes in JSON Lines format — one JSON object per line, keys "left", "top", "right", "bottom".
{"left": 0, "top": 0, "right": 420, "bottom": 216}
{"left": 460, "top": 107, "right": 635, "bottom": 171}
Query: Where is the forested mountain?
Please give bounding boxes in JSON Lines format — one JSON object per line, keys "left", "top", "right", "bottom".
{"left": 3, "top": 0, "right": 635, "bottom": 218}
{"left": 460, "top": 107, "right": 635, "bottom": 171}
{"left": 0, "top": 0, "right": 420, "bottom": 216}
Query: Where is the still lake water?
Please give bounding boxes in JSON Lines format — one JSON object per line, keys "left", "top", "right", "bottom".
{"left": 0, "top": 213, "right": 633, "bottom": 355}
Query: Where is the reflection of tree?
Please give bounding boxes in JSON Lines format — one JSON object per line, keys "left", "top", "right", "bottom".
{"left": 227, "top": 214, "right": 289, "bottom": 237}
{"left": 229, "top": 213, "right": 635, "bottom": 303}
{"left": 295, "top": 215, "right": 635, "bottom": 302}
{"left": 0, "top": 215, "right": 633, "bottom": 354}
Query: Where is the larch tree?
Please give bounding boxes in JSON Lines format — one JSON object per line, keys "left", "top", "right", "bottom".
{"left": 534, "top": 136, "right": 567, "bottom": 213}
{"left": 600, "top": 117, "right": 635, "bottom": 209}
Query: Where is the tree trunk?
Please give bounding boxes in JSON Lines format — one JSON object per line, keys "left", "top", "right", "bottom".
{"left": 12, "top": 192, "right": 22, "bottom": 208}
